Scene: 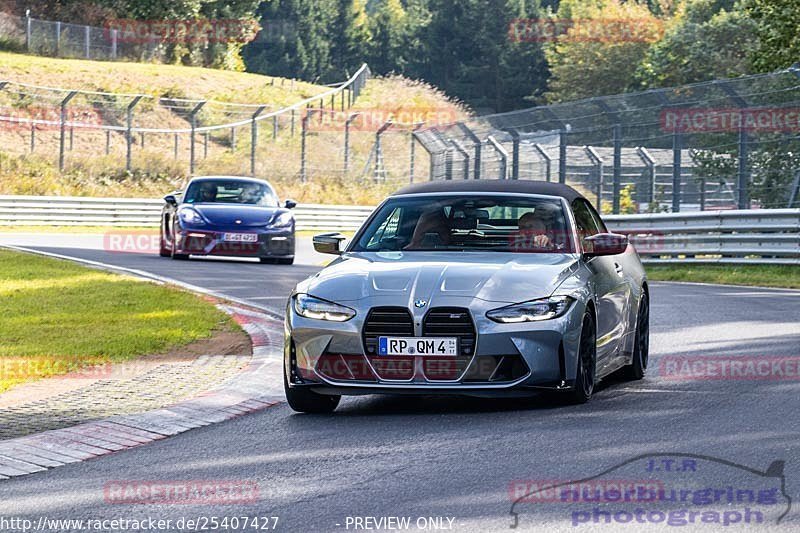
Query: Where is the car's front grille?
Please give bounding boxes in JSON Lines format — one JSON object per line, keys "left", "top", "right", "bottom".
{"left": 421, "top": 307, "right": 475, "bottom": 381}
{"left": 363, "top": 307, "right": 415, "bottom": 380}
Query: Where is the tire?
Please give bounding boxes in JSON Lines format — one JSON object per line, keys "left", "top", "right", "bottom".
{"left": 283, "top": 369, "right": 340, "bottom": 414}
{"left": 171, "top": 239, "right": 189, "bottom": 260}
{"left": 623, "top": 292, "right": 649, "bottom": 381}
{"left": 566, "top": 311, "right": 597, "bottom": 404}
{"left": 159, "top": 231, "right": 171, "bottom": 257}
{"left": 260, "top": 257, "right": 294, "bottom": 265}
{"left": 278, "top": 257, "right": 294, "bottom": 265}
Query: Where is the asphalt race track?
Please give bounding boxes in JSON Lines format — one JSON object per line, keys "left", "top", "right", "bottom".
{"left": 1, "top": 238, "right": 799, "bottom": 532}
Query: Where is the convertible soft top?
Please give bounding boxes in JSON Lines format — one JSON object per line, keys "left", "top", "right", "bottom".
{"left": 392, "top": 180, "right": 586, "bottom": 202}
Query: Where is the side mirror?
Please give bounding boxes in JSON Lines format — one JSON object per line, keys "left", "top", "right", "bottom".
{"left": 583, "top": 233, "right": 628, "bottom": 257}
{"left": 313, "top": 232, "right": 347, "bottom": 255}
{"left": 164, "top": 194, "right": 178, "bottom": 206}
{"left": 284, "top": 199, "right": 297, "bottom": 209}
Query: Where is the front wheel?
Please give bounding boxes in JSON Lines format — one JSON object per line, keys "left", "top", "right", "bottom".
{"left": 623, "top": 292, "right": 649, "bottom": 381}
{"left": 284, "top": 370, "right": 340, "bottom": 414}
{"left": 159, "top": 230, "right": 171, "bottom": 257}
{"left": 566, "top": 311, "right": 596, "bottom": 404}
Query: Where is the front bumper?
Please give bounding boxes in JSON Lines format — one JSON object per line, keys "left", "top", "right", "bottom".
{"left": 175, "top": 228, "right": 295, "bottom": 258}
{"left": 285, "top": 297, "right": 587, "bottom": 396}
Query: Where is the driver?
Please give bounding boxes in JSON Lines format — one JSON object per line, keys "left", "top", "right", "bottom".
{"left": 240, "top": 183, "right": 262, "bottom": 204}
{"left": 405, "top": 208, "right": 451, "bottom": 249}
{"left": 516, "top": 208, "right": 554, "bottom": 249}
{"left": 197, "top": 183, "right": 218, "bottom": 203}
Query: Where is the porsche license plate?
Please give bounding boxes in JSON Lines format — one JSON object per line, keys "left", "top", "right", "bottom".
{"left": 378, "top": 337, "right": 458, "bottom": 356}
{"left": 223, "top": 233, "right": 258, "bottom": 243}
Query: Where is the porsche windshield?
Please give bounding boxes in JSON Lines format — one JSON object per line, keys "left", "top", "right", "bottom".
{"left": 353, "top": 195, "right": 575, "bottom": 253}
{"left": 184, "top": 180, "right": 278, "bottom": 206}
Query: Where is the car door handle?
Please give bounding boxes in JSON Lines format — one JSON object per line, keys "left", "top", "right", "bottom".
{"left": 614, "top": 262, "right": 624, "bottom": 275}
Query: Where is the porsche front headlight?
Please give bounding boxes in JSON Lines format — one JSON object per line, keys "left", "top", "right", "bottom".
{"left": 293, "top": 293, "right": 355, "bottom": 322}
{"left": 486, "top": 296, "right": 574, "bottom": 323}
{"left": 270, "top": 212, "right": 294, "bottom": 228}
{"left": 178, "top": 207, "right": 206, "bottom": 225}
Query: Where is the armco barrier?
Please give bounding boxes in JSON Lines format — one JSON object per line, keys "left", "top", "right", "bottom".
{"left": 0, "top": 195, "right": 797, "bottom": 264}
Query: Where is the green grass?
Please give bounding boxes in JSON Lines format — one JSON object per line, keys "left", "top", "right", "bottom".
{"left": 0, "top": 249, "right": 234, "bottom": 392}
{"left": 645, "top": 264, "right": 800, "bottom": 289}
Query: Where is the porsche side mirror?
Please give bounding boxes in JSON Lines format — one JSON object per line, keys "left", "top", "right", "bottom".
{"left": 313, "top": 233, "right": 347, "bottom": 255}
{"left": 163, "top": 194, "right": 178, "bottom": 206}
{"left": 583, "top": 233, "right": 628, "bottom": 257}
{"left": 284, "top": 199, "right": 297, "bottom": 209}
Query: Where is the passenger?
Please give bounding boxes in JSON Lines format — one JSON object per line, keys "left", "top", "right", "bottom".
{"left": 405, "top": 209, "right": 451, "bottom": 249}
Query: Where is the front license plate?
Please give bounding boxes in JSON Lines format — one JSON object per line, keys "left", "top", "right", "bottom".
{"left": 378, "top": 337, "right": 458, "bottom": 356}
{"left": 223, "top": 233, "right": 258, "bottom": 243}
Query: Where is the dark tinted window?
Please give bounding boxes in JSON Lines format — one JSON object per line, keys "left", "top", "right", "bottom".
{"left": 184, "top": 180, "right": 278, "bottom": 206}
{"left": 571, "top": 199, "right": 603, "bottom": 238}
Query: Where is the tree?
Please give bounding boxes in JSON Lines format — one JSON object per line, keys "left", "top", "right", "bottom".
{"left": 367, "top": 0, "right": 408, "bottom": 74}
{"left": 748, "top": 0, "right": 800, "bottom": 72}
{"left": 330, "top": 0, "right": 371, "bottom": 77}
{"left": 636, "top": 0, "right": 757, "bottom": 88}
{"left": 543, "top": 0, "right": 663, "bottom": 102}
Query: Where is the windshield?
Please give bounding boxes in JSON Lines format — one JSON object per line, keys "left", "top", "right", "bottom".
{"left": 184, "top": 180, "right": 278, "bottom": 207}
{"left": 352, "top": 194, "right": 575, "bottom": 253}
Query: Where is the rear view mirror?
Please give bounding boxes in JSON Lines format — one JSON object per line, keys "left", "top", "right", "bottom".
{"left": 313, "top": 233, "right": 347, "bottom": 255}
{"left": 583, "top": 233, "right": 628, "bottom": 257}
{"left": 284, "top": 199, "right": 297, "bottom": 209}
{"left": 163, "top": 194, "right": 178, "bottom": 206}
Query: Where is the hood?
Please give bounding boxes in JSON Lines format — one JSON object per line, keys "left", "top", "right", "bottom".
{"left": 188, "top": 204, "right": 285, "bottom": 227}
{"left": 298, "top": 251, "right": 580, "bottom": 305}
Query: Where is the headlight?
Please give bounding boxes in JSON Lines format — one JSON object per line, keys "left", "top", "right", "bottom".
{"left": 270, "top": 212, "right": 294, "bottom": 228}
{"left": 293, "top": 293, "right": 355, "bottom": 322}
{"left": 178, "top": 207, "right": 205, "bottom": 225}
{"left": 486, "top": 296, "right": 574, "bottom": 323}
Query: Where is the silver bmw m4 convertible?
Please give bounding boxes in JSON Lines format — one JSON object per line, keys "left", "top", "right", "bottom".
{"left": 284, "top": 181, "right": 649, "bottom": 413}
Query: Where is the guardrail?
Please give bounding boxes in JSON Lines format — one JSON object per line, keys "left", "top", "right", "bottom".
{"left": 0, "top": 196, "right": 797, "bottom": 264}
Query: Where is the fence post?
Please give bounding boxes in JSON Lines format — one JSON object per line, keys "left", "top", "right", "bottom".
{"left": 584, "top": 146, "right": 604, "bottom": 212}
{"left": 672, "top": 131, "right": 682, "bottom": 212}
{"left": 532, "top": 143, "right": 552, "bottom": 182}
{"left": 25, "top": 11, "right": 31, "bottom": 52}
{"left": 737, "top": 127, "right": 750, "bottom": 209}
{"left": 408, "top": 123, "right": 424, "bottom": 183}
{"left": 203, "top": 132, "right": 209, "bottom": 159}
{"left": 140, "top": 132, "right": 144, "bottom": 149}
{"left": 125, "top": 95, "right": 142, "bottom": 172}
{"left": 300, "top": 109, "right": 316, "bottom": 183}
{"left": 509, "top": 129, "right": 520, "bottom": 180}
{"left": 30, "top": 124, "right": 35, "bottom": 153}
{"left": 58, "top": 91, "right": 77, "bottom": 171}
{"left": 273, "top": 114, "right": 278, "bottom": 141}
{"left": 69, "top": 127, "right": 74, "bottom": 151}
{"left": 250, "top": 106, "right": 265, "bottom": 177}
{"left": 105, "top": 130, "right": 111, "bottom": 155}
{"left": 230, "top": 127, "right": 236, "bottom": 151}
{"left": 174, "top": 134, "right": 179, "bottom": 159}
{"left": 374, "top": 121, "right": 392, "bottom": 182}
{"left": 344, "top": 112, "right": 360, "bottom": 173}
{"left": 290, "top": 109, "right": 296, "bottom": 137}
{"left": 84, "top": 25, "right": 90, "bottom": 59}
{"left": 188, "top": 101, "right": 206, "bottom": 175}
{"left": 487, "top": 135, "right": 508, "bottom": 179}
{"left": 55, "top": 21, "right": 61, "bottom": 57}
{"left": 636, "top": 146, "right": 656, "bottom": 206}
{"left": 451, "top": 140, "right": 470, "bottom": 180}
{"left": 612, "top": 124, "right": 622, "bottom": 214}
{"left": 111, "top": 29, "right": 118, "bottom": 59}
{"left": 558, "top": 130, "right": 567, "bottom": 184}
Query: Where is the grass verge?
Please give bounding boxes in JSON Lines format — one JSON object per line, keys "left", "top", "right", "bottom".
{"left": 0, "top": 248, "right": 237, "bottom": 392}
{"left": 645, "top": 264, "right": 800, "bottom": 289}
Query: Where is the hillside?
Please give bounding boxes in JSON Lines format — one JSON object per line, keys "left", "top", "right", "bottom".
{"left": 0, "top": 52, "right": 469, "bottom": 204}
